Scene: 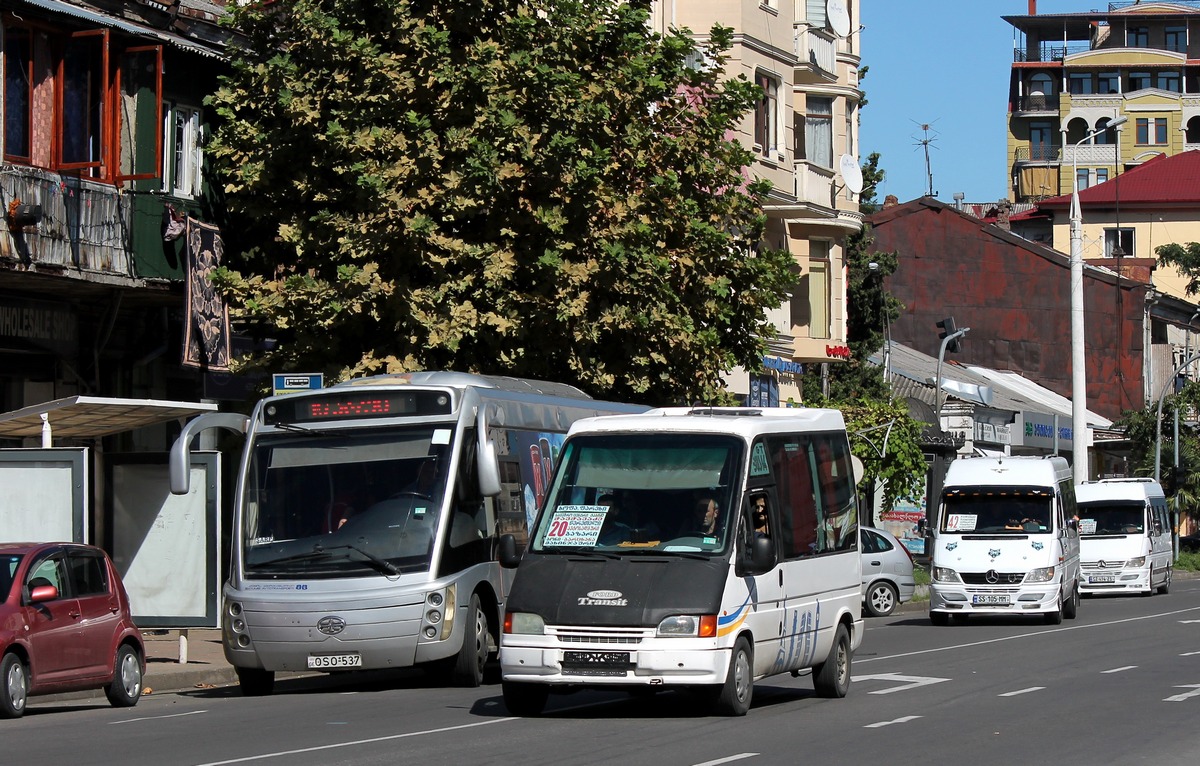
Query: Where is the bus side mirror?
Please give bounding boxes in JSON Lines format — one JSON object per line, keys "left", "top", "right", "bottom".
{"left": 741, "top": 536, "right": 774, "bottom": 577}
{"left": 498, "top": 533, "right": 521, "bottom": 568}
{"left": 476, "top": 403, "right": 502, "bottom": 497}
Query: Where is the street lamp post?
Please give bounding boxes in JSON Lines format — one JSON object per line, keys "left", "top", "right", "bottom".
{"left": 1069, "top": 115, "right": 1127, "bottom": 483}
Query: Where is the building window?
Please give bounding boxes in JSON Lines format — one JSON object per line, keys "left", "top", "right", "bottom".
{"left": 804, "top": 240, "right": 831, "bottom": 340}
{"left": 1166, "top": 26, "right": 1187, "bottom": 53}
{"left": 754, "top": 72, "right": 780, "bottom": 157}
{"left": 1030, "top": 121, "right": 1054, "bottom": 160}
{"left": 1068, "top": 73, "right": 1093, "bottom": 94}
{"left": 162, "top": 104, "right": 203, "bottom": 198}
{"left": 1096, "top": 168, "right": 1108, "bottom": 184}
{"left": 2, "top": 25, "right": 162, "bottom": 183}
{"left": 1076, "top": 168, "right": 1090, "bottom": 191}
{"left": 803, "top": 96, "right": 833, "bottom": 168}
{"left": 1127, "top": 27, "right": 1148, "bottom": 48}
{"left": 1157, "top": 71, "right": 1181, "bottom": 92}
{"left": 806, "top": 0, "right": 826, "bottom": 28}
{"left": 1105, "top": 228, "right": 1134, "bottom": 257}
{"left": 1095, "top": 116, "right": 1119, "bottom": 144}
{"left": 1128, "top": 71, "right": 1151, "bottom": 91}
{"left": 1098, "top": 72, "right": 1120, "bottom": 94}
{"left": 1136, "top": 117, "right": 1168, "bottom": 145}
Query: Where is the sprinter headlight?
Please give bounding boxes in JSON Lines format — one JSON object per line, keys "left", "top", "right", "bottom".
{"left": 1025, "top": 566, "right": 1055, "bottom": 583}
{"left": 657, "top": 615, "right": 718, "bottom": 638}
{"left": 933, "top": 567, "right": 961, "bottom": 583}
{"left": 1125, "top": 556, "right": 1146, "bottom": 568}
{"left": 505, "top": 612, "right": 545, "bottom": 635}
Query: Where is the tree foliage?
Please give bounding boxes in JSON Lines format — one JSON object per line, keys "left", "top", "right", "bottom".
{"left": 1116, "top": 382, "right": 1200, "bottom": 517}
{"left": 206, "top": 0, "right": 794, "bottom": 404}
{"left": 1156, "top": 242, "right": 1200, "bottom": 297}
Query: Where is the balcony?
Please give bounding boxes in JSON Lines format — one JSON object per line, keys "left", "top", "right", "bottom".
{"left": 1014, "top": 94, "right": 1058, "bottom": 115}
{"left": 1063, "top": 143, "right": 1119, "bottom": 166}
{"left": 1013, "top": 144, "right": 1062, "bottom": 163}
{"left": 794, "top": 27, "right": 836, "bottom": 80}
{"left": 1013, "top": 43, "right": 1091, "bottom": 63}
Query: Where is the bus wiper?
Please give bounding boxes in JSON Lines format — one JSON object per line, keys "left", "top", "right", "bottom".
{"left": 315, "top": 543, "right": 401, "bottom": 576}
{"left": 270, "top": 422, "right": 338, "bottom": 436}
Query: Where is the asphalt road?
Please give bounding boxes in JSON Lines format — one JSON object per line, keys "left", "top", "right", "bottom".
{"left": 7, "top": 582, "right": 1200, "bottom": 766}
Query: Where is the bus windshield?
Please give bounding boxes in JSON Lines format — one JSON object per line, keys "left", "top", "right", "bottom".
{"left": 940, "top": 487, "right": 1053, "bottom": 534}
{"left": 530, "top": 433, "right": 743, "bottom": 555}
{"left": 242, "top": 425, "right": 454, "bottom": 577}
{"left": 1078, "top": 501, "right": 1144, "bottom": 536}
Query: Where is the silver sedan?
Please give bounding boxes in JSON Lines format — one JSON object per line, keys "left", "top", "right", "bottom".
{"left": 860, "top": 526, "right": 917, "bottom": 617}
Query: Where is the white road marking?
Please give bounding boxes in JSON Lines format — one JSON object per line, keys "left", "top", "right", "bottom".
{"left": 1164, "top": 684, "right": 1200, "bottom": 702}
{"left": 859, "top": 605, "right": 1200, "bottom": 665}
{"left": 192, "top": 718, "right": 516, "bottom": 765}
{"left": 693, "top": 754, "right": 759, "bottom": 765}
{"left": 864, "top": 715, "right": 922, "bottom": 728}
{"left": 111, "top": 710, "right": 207, "bottom": 725}
{"left": 854, "top": 672, "right": 951, "bottom": 694}
{"left": 1181, "top": 651, "right": 1200, "bottom": 656}
{"left": 1179, "top": 619, "right": 1200, "bottom": 624}
{"left": 1102, "top": 666, "right": 1137, "bottom": 674}
{"left": 998, "top": 687, "right": 1045, "bottom": 697}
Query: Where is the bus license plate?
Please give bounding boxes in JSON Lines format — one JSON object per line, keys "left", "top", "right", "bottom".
{"left": 972, "top": 594, "right": 1010, "bottom": 605}
{"left": 563, "top": 650, "right": 630, "bottom": 666}
{"left": 308, "top": 654, "right": 361, "bottom": 669}
{"left": 1089, "top": 575, "right": 1115, "bottom": 584}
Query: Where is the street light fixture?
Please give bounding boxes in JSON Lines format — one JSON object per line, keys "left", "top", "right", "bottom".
{"left": 1069, "top": 114, "right": 1127, "bottom": 483}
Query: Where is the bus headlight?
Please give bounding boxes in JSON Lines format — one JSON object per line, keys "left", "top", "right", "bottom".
{"left": 504, "top": 612, "right": 545, "bottom": 635}
{"left": 1025, "top": 566, "right": 1055, "bottom": 583}
{"left": 1125, "top": 556, "right": 1146, "bottom": 568}
{"left": 933, "top": 567, "right": 960, "bottom": 583}
{"left": 657, "top": 615, "right": 718, "bottom": 638}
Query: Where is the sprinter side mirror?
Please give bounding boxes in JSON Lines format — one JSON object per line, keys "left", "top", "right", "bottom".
{"left": 498, "top": 533, "right": 522, "bottom": 568}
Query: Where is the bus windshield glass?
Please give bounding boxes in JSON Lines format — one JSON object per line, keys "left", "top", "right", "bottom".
{"left": 940, "top": 486, "right": 1053, "bottom": 534}
{"left": 1078, "top": 501, "right": 1144, "bottom": 536}
{"left": 242, "top": 426, "right": 454, "bottom": 577}
{"left": 530, "top": 433, "right": 743, "bottom": 555}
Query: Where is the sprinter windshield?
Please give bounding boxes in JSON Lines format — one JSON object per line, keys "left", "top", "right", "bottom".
{"left": 241, "top": 426, "right": 453, "bottom": 577}
{"left": 941, "top": 486, "right": 1053, "bottom": 534}
{"left": 1078, "top": 501, "right": 1143, "bottom": 536}
{"left": 530, "top": 433, "right": 743, "bottom": 554}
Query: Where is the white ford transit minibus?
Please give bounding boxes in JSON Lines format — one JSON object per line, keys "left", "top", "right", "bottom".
{"left": 929, "top": 456, "right": 1081, "bottom": 625}
{"left": 1076, "top": 478, "right": 1172, "bottom": 595}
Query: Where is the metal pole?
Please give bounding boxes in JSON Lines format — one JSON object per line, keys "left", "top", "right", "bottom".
{"left": 934, "top": 328, "right": 969, "bottom": 423}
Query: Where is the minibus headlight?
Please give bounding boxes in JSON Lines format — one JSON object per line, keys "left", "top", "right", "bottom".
{"left": 505, "top": 612, "right": 545, "bottom": 635}
{"left": 656, "top": 614, "right": 718, "bottom": 638}
{"left": 1025, "top": 566, "right": 1055, "bottom": 583}
{"left": 933, "top": 567, "right": 960, "bottom": 583}
{"left": 1125, "top": 556, "right": 1146, "bottom": 568}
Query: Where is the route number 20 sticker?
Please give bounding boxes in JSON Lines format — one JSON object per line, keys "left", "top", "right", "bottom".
{"left": 543, "top": 506, "right": 608, "bottom": 546}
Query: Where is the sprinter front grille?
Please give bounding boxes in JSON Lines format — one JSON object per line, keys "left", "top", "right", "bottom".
{"left": 960, "top": 572, "right": 1026, "bottom": 585}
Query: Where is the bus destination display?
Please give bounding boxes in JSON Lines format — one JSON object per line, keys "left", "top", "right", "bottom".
{"left": 264, "top": 390, "right": 452, "bottom": 425}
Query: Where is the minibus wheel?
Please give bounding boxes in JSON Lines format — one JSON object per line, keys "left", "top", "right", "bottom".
{"left": 1158, "top": 570, "right": 1171, "bottom": 595}
{"left": 1063, "top": 582, "right": 1079, "bottom": 619}
{"left": 930, "top": 611, "right": 949, "bottom": 626}
{"left": 713, "top": 636, "right": 753, "bottom": 716}
{"left": 813, "top": 624, "right": 851, "bottom": 698}
{"left": 1044, "top": 591, "right": 1064, "bottom": 625}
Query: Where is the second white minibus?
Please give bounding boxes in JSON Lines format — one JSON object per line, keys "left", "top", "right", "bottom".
{"left": 1076, "top": 478, "right": 1172, "bottom": 595}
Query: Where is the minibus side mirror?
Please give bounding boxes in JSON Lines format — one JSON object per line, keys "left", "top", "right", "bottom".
{"left": 741, "top": 536, "right": 775, "bottom": 577}
{"left": 498, "top": 533, "right": 522, "bottom": 568}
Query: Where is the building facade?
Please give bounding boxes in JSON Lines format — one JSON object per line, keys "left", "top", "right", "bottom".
{"left": 1006, "top": 0, "right": 1200, "bottom": 204}
{"left": 650, "top": 0, "right": 864, "bottom": 405}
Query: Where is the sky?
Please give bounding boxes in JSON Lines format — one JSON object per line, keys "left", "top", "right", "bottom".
{"left": 859, "top": 0, "right": 1086, "bottom": 205}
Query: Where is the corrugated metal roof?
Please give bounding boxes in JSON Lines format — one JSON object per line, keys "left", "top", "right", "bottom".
{"left": 1037, "top": 151, "right": 1200, "bottom": 208}
{"left": 18, "top": 0, "right": 226, "bottom": 58}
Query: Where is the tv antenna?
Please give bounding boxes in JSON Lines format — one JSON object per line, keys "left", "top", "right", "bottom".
{"left": 913, "top": 121, "right": 939, "bottom": 197}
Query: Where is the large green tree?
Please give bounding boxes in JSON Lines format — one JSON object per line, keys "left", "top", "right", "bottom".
{"left": 207, "top": 0, "right": 794, "bottom": 403}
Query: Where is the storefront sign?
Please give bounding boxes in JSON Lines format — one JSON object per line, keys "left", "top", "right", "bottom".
{"left": 0, "top": 296, "right": 78, "bottom": 356}
{"left": 1017, "top": 411, "right": 1071, "bottom": 449}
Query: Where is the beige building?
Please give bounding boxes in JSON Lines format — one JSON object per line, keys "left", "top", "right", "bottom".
{"left": 1005, "top": 1, "right": 1200, "bottom": 205}
{"left": 650, "top": 1, "right": 864, "bottom": 405}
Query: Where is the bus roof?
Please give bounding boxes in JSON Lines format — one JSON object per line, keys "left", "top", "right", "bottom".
{"left": 567, "top": 406, "right": 848, "bottom": 439}
{"left": 1076, "top": 478, "right": 1165, "bottom": 504}
{"left": 338, "top": 371, "right": 594, "bottom": 400}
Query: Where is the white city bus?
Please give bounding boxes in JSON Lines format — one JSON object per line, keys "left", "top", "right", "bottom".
{"left": 498, "top": 407, "right": 863, "bottom": 717}
{"left": 169, "top": 371, "right": 645, "bottom": 695}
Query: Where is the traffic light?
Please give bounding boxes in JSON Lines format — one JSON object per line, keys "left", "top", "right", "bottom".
{"left": 937, "top": 317, "right": 961, "bottom": 353}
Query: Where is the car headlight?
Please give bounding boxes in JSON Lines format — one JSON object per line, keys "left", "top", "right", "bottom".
{"left": 1025, "top": 566, "right": 1055, "bottom": 583}
{"left": 656, "top": 615, "right": 718, "bottom": 638}
{"left": 933, "top": 566, "right": 960, "bottom": 583}
{"left": 1125, "top": 556, "right": 1146, "bottom": 568}
{"left": 505, "top": 612, "right": 545, "bottom": 635}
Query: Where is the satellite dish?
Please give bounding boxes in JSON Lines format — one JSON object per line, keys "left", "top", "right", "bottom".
{"left": 839, "top": 154, "right": 863, "bottom": 194}
{"left": 827, "top": 0, "right": 851, "bottom": 38}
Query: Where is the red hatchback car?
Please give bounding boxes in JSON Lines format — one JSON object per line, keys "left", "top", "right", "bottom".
{"left": 1, "top": 542, "right": 145, "bottom": 718}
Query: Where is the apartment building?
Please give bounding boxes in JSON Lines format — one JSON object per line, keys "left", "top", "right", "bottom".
{"left": 650, "top": 1, "right": 864, "bottom": 405}
{"left": 1006, "top": 0, "right": 1200, "bottom": 204}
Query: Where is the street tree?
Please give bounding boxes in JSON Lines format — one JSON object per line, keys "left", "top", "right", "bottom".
{"left": 1116, "top": 384, "right": 1200, "bottom": 516}
{"left": 1156, "top": 242, "right": 1200, "bottom": 296}
{"left": 206, "top": 0, "right": 794, "bottom": 404}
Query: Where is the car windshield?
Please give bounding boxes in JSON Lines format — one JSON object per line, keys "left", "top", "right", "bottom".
{"left": 241, "top": 425, "right": 454, "bottom": 578}
{"left": 529, "top": 432, "right": 743, "bottom": 556}
{"left": 1, "top": 553, "right": 22, "bottom": 599}
{"left": 1078, "top": 501, "right": 1144, "bottom": 536}
{"left": 940, "top": 486, "right": 1053, "bottom": 534}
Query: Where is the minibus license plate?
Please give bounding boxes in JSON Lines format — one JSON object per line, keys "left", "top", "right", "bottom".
{"left": 563, "top": 650, "right": 630, "bottom": 666}
{"left": 972, "top": 594, "right": 1010, "bottom": 605}
{"left": 1089, "top": 575, "right": 1115, "bottom": 584}
{"left": 308, "top": 654, "right": 361, "bottom": 669}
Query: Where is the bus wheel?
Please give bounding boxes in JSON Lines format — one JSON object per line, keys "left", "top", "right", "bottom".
{"left": 1063, "top": 582, "right": 1079, "bottom": 619}
{"left": 449, "top": 593, "right": 490, "bottom": 688}
{"left": 237, "top": 667, "right": 275, "bottom": 697}
{"left": 713, "top": 636, "right": 753, "bottom": 716}
{"left": 502, "top": 681, "right": 549, "bottom": 716}
{"left": 813, "top": 624, "right": 851, "bottom": 698}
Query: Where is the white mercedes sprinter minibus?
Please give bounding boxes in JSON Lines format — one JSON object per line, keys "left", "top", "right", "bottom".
{"left": 929, "top": 456, "right": 1081, "bottom": 625}
{"left": 1076, "top": 478, "right": 1172, "bottom": 596}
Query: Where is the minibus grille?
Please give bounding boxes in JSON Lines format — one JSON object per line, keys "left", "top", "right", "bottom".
{"left": 549, "top": 628, "right": 651, "bottom": 645}
{"left": 1081, "top": 561, "right": 1121, "bottom": 571}
{"left": 960, "top": 572, "right": 1026, "bottom": 585}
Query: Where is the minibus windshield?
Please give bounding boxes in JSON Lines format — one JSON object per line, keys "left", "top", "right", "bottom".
{"left": 940, "top": 486, "right": 1053, "bottom": 534}
{"left": 1078, "top": 501, "right": 1144, "bottom": 536}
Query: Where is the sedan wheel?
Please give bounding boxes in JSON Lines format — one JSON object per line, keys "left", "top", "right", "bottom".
{"left": 865, "top": 581, "right": 899, "bottom": 617}
{"left": 1, "top": 652, "right": 28, "bottom": 719}
{"left": 105, "top": 644, "right": 143, "bottom": 707}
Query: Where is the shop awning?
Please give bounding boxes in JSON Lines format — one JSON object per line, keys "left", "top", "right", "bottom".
{"left": 0, "top": 396, "right": 218, "bottom": 440}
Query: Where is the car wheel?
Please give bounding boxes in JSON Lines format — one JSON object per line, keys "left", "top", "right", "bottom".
{"left": 813, "top": 623, "right": 852, "bottom": 698}
{"left": 449, "top": 593, "right": 490, "bottom": 688}
{"left": 930, "top": 611, "right": 950, "bottom": 626}
{"left": 712, "top": 636, "right": 753, "bottom": 716}
{"left": 864, "top": 581, "right": 899, "bottom": 617}
{"left": 0, "top": 652, "right": 28, "bottom": 719}
{"left": 1063, "top": 581, "right": 1079, "bottom": 620}
{"left": 237, "top": 667, "right": 275, "bottom": 697}
{"left": 104, "top": 644, "right": 143, "bottom": 707}
{"left": 502, "top": 681, "right": 549, "bottom": 716}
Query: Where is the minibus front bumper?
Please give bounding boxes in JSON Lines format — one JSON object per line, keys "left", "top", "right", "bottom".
{"left": 929, "top": 581, "right": 1062, "bottom": 615}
